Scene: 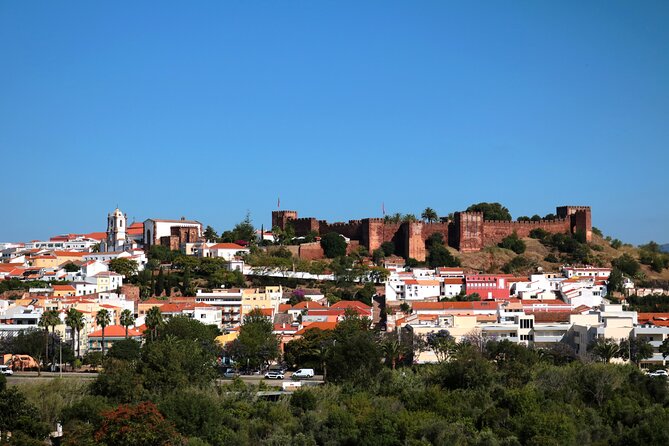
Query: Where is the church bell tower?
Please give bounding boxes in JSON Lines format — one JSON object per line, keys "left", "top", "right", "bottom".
{"left": 106, "top": 207, "right": 127, "bottom": 251}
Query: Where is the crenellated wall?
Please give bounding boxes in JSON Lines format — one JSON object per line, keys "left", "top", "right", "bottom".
{"left": 272, "top": 205, "right": 591, "bottom": 259}
{"left": 319, "top": 220, "right": 364, "bottom": 241}
{"left": 481, "top": 218, "right": 571, "bottom": 247}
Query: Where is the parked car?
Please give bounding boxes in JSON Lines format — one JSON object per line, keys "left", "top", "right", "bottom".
{"left": 648, "top": 369, "right": 669, "bottom": 377}
{"left": 291, "top": 368, "right": 315, "bottom": 380}
{"left": 264, "top": 370, "right": 285, "bottom": 380}
{"left": 222, "top": 368, "right": 239, "bottom": 379}
{"left": 0, "top": 365, "right": 14, "bottom": 376}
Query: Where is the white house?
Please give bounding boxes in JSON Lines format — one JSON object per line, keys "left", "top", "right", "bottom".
{"left": 201, "top": 243, "right": 250, "bottom": 261}
{"left": 563, "top": 266, "right": 611, "bottom": 279}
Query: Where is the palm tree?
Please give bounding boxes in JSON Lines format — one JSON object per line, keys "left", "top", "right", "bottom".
{"left": 145, "top": 306, "right": 164, "bottom": 341}
{"left": 588, "top": 337, "right": 621, "bottom": 363}
{"left": 382, "top": 338, "right": 402, "bottom": 370}
{"left": 95, "top": 309, "right": 111, "bottom": 356}
{"left": 65, "top": 308, "right": 83, "bottom": 355}
{"left": 119, "top": 309, "right": 135, "bottom": 339}
{"left": 39, "top": 309, "right": 60, "bottom": 367}
{"left": 74, "top": 314, "right": 85, "bottom": 360}
{"left": 421, "top": 207, "right": 438, "bottom": 223}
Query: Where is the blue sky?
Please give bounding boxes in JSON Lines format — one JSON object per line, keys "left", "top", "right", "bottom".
{"left": 1, "top": 1, "right": 667, "bottom": 245}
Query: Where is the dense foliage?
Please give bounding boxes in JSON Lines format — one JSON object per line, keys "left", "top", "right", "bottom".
{"left": 498, "top": 231, "right": 526, "bottom": 254}
{"left": 320, "top": 232, "right": 347, "bottom": 258}
{"left": 425, "top": 233, "right": 461, "bottom": 268}
{"left": 7, "top": 332, "right": 669, "bottom": 446}
{"left": 466, "top": 202, "right": 512, "bottom": 221}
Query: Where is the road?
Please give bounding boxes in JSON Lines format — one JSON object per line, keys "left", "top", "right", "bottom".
{"left": 5, "top": 371, "right": 324, "bottom": 386}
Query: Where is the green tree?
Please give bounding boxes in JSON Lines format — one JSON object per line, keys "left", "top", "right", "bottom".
{"left": 660, "top": 337, "right": 669, "bottom": 360}
{"left": 284, "top": 328, "right": 335, "bottom": 377}
{"left": 588, "top": 337, "right": 621, "bottom": 363}
{"left": 421, "top": 207, "right": 438, "bottom": 223}
{"left": 63, "top": 263, "right": 80, "bottom": 273}
{"left": 39, "top": 309, "right": 60, "bottom": 367}
{"left": 107, "top": 339, "right": 141, "bottom": 362}
{"left": 320, "top": 232, "right": 347, "bottom": 258}
{"left": 427, "top": 244, "right": 460, "bottom": 268}
{"left": 155, "top": 268, "right": 165, "bottom": 296}
{"left": 145, "top": 306, "right": 164, "bottom": 341}
{"left": 65, "top": 308, "right": 84, "bottom": 357}
{"left": 612, "top": 254, "right": 641, "bottom": 278}
{"left": 108, "top": 258, "right": 139, "bottom": 278}
{"left": 95, "top": 309, "right": 111, "bottom": 356}
{"left": 426, "top": 330, "right": 456, "bottom": 362}
{"left": 619, "top": 338, "right": 654, "bottom": 366}
{"left": 425, "top": 233, "right": 460, "bottom": 268}
{"left": 226, "top": 309, "right": 279, "bottom": 370}
{"left": 607, "top": 267, "right": 625, "bottom": 293}
{"left": 140, "top": 336, "right": 217, "bottom": 392}
{"left": 326, "top": 312, "right": 382, "bottom": 385}
{"left": 119, "top": 309, "right": 135, "bottom": 339}
{"left": 158, "top": 315, "right": 219, "bottom": 344}
{"left": 381, "top": 336, "right": 402, "bottom": 370}
{"left": 221, "top": 213, "right": 256, "bottom": 245}
{"left": 466, "top": 202, "right": 512, "bottom": 221}
{"left": 498, "top": 231, "right": 526, "bottom": 254}
{"left": 203, "top": 225, "right": 219, "bottom": 242}
{"left": 0, "top": 386, "right": 50, "bottom": 442}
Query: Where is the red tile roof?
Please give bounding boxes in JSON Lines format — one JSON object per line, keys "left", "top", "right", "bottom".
{"left": 292, "top": 301, "right": 325, "bottom": 310}
{"left": 331, "top": 300, "right": 371, "bottom": 310}
{"left": 89, "top": 325, "right": 142, "bottom": 338}
{"left": 209, "top": 243, "right": 247, "bottom": 250}
{"left": 295, "top": 321, "right": 338, "bottom": 335}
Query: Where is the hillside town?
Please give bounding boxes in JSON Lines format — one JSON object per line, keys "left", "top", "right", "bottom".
{"left": 2, "top": 205, "right": 669, "bottom": 374}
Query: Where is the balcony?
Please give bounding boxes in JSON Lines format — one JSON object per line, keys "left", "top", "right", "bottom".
{"left": 533, "top": 335, "right": 564, "bottom": 343}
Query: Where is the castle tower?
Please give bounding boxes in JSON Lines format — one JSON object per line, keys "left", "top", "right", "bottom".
{"left": 106, "top": 207, "right": 127, "bottom": 251}
{"left": 271, "top": 210, "right": 298, "bottom": 230}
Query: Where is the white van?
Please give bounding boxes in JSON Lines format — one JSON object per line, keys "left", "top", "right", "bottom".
{"left": 291, "top": 368, "right": 314, "bottom": 379}
{"left": 0, "top": 365, "right": 13, "bottom": 376}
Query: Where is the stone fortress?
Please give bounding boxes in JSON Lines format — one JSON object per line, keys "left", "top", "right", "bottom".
{"left": 272, "top": 206, "right": 592, "bottom": 262}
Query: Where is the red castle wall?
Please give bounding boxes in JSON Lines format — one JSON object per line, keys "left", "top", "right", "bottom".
{"left": 272, "top": 205, "right": 591, "bottom": 259}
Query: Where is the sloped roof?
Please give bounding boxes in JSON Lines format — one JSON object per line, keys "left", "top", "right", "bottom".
{"left": 88, "top": 325, "right": 142, "bottom": 338}
{"left": 295, "top": 321, "right": 338, "bottom": 335}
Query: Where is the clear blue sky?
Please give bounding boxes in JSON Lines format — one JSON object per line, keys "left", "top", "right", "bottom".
{"left": 1, "top": 1, "right": 667, "bottom": 245}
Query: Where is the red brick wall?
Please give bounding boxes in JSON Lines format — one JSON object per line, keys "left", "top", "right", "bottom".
{"left": 298, "top": 242, "right": 325, "bottom": 260}
{"left": 319, "top": 220, "right": 364, "bottom": 240}
{"left": 481, "top": 218, "right": 571, "bottom": 246}
{"left": 363, "top": 219, "right": 402, "bottom": 253}
{"left": 291, "top": 218, "right": 320, "bottom": 235}
{"left": 454, "top": 212, "right": 485, "bottom": 252}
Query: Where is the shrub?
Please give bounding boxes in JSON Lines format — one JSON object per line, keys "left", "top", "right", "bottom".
{"left": 530, "top": 228, "right": 549, "bottom": 240}
{"left": 498, "top": 232, "right": 526, "bottom": 254}
{"left": 612, "top": 254, "right": 641, "bottom": 278}
{"left": 544, "top": 253, "right": 560, "bottom": 263}
{"left": 502, "top": 256, "right": 535, "bottom": 274}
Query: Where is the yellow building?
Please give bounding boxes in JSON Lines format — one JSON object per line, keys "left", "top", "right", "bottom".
{"left": 241, "top": 286, "right": 283, "bottom": 318}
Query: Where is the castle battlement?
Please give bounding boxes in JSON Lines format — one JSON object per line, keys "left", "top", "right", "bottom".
{"left": 272, "top": 204, "right": 591, "bottom": 260}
